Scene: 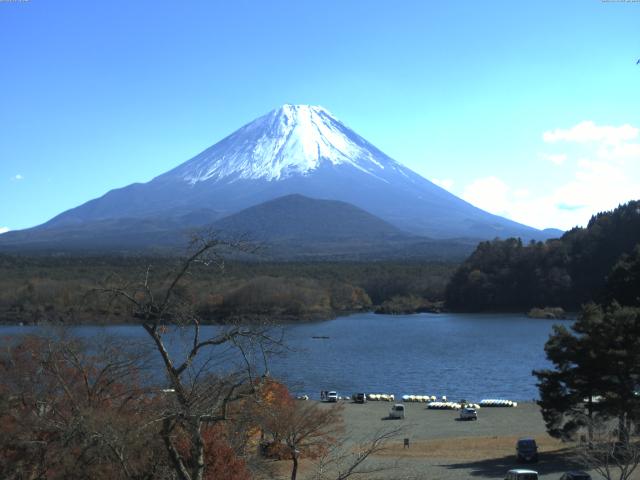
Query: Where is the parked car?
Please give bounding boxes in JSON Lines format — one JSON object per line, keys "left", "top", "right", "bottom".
{"left": 352, "top": 393, "right": 367, "bottom": 404}
{"left": 505, "top": 469, "right": 538, "bottom": 480}
{"left": 326, "top": 391, "right": 338, "bottom": 402}
{"left": 459, "top": 407, "right": 478, "bottom": 420}
{"left": 559, "top": 472, "right": 591, "bottom": 480}
{"left": 516, "top": 437, "right": 539, "bottom": 463}
{"left": 389, "top": 403, "right": 405, "bottom": 419}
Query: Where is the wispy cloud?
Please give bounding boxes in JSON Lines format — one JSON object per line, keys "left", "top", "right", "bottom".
{"left": 11, "top": 174, "right": 23, "bottom": 181}
{"left": 462, "top": 120, "right": 640, "bottom": 230}
{"left": 541, "top": 153, "right": 567, "bottom": 165}
{"left": 557, "top": 203, "right": 585, "bottom": 211}
{"left": 0, "top": 227, "right": 9, "bottom": 235}
{"left": 543, "top": 121, "right": 638, "bottom": 145}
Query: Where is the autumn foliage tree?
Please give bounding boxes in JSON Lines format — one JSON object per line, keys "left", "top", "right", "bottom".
{"left": 258, "top": 394, "right": 344, "bottom": 480}
{"left": 0, "top": 332, "right": 261, "bottom": 480}
{"left": 175, "top": 424, "right": 252, "bottom": 480}
{"left": 0, "top": 334, "right": 166, "bottom": 480}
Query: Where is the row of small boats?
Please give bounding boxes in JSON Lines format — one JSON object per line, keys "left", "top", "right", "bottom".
{"left": 296, "top": 393, "right": 518, "bottom": 407}
{"left": 402, "top": 395, "right": 445, "bottom": 403}
{"left": 428, "top": 401, "right": 466, "bottom": 410}
{"left": 357, "top": 395, "right": 517, "bottom": 408}
{"left": 366, "top": 393, "right": 396, "bottom": 401}
{"left": 479, "top": 399, "right": 518, "bottom": 407}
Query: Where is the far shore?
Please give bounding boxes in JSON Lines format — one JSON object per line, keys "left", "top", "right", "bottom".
{"left": 0, "top": 307, "right": 579, "bottom": 328}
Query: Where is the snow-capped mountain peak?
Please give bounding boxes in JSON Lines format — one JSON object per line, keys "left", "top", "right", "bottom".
{"left": 5, "top": 103, "right": 556, "bottom": 247}
{"left": 170, "top": 104, "right": 391, "bottom": 184}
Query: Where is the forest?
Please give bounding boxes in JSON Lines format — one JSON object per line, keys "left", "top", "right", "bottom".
{"left": 445, "top": 200, "right": 640, "bottom": 312}
{"left": 0, "top": 255, "right": 456, "bottom": 325}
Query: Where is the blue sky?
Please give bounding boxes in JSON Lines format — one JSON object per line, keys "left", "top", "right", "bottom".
{"left": 1, "top": 0, "right": 639, "bottom": 232}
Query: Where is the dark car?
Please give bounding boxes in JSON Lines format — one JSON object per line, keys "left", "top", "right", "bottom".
{"left": 559, "top": 472, "right": 591, "bottom": 480}
{"left": 352, "top": 393, "right": 367, "bottom": 404}
{"left": 516, "top": 437, "right": 538, "bottom": 463}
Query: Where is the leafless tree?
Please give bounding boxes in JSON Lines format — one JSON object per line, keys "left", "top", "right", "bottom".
{"left": 575, "top": 420, "right": 640, "bottom": 480}
{"left": 311, "top": 426, "right": 405, "bottom": 480}
{"left": 98, "top": 234, "right": 281, "bottom": 480}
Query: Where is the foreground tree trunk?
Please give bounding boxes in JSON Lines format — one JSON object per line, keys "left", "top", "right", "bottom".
{"left": 291, "top": 452, "right": 299, "bottom": 480}
{"left": 100, "top": 235, "right": 276, "bottom": 480}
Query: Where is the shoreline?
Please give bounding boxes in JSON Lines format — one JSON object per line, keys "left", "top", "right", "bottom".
{"left": 0, "top": 308, "right": 578, "bottom": 327}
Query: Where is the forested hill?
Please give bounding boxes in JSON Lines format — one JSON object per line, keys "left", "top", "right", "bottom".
{"left": 445, "top": 200, "right": 640, "bottom": 312}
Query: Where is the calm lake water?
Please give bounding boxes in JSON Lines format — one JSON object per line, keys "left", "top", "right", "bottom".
{"left": 1, "top": 312, "right": 568, "bottom": 401}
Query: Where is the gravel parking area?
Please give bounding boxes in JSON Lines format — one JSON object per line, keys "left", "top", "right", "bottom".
{"left": 290, "top": 401, "right": 595, "bottom": 480}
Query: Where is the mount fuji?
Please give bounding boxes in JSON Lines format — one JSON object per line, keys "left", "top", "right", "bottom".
{"left": 0, "top": 104, "right": 559, "bottom": 255}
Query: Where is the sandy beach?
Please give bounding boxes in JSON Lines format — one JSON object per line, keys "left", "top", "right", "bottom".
{"left": 280, "top": 400, "right": 598, "bottom": 480}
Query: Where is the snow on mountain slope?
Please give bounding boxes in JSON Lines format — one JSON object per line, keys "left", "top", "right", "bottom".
{"left": 4, "top": 104, "right": 561, "bottom": 247}
{"left": 166, "top": 104, "right": 404, "bottom": 184}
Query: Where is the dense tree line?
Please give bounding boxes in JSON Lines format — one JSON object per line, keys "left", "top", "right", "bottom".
{"left": 446, "top": 200, "right": 640, "bottom": 311}
{"left": 0, "top": 256, "right": 456, "bottom": 324}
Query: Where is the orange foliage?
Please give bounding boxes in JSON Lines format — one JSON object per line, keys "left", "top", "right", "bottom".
{"left": 202, "top": 425, "right": 252, "bottom": 480}
{"left": 0, "top": 335, "right": 163, "bottom": 480}
{"left": 258, "top": 377, "right": 294, "bottom": 407}
{"left": 173, "top": 423, "right": 252, "bottom": 480}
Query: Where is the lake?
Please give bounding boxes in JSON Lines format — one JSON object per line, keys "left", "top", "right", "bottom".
{"left": 0, "top": 312, "right": 568, "bottom": 401}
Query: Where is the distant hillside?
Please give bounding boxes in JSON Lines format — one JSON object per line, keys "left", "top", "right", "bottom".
{"left": 0, "top": 194, "right": 478, "bottom": 261}
{"left": 0, "top": 214, "right": 209, "bottom": 254}
{"left": 445, "top": 200, "right": 640, "bottom": 311}
{"left": 214, "top": 194, "right": 405, "bottom": 241}
{"left": 213, "top": 194, "right": 477, "bottom": 261}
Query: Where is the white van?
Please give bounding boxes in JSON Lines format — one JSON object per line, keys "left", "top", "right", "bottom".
{"left": 505, "top": 469, "right": 538, "bottom": 480}
{"left": 389, "top": 403, "right": 405, "bottom": 419}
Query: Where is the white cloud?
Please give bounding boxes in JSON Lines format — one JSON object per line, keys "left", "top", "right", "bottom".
{"left": 513, "top": 188, "right": 530, "bottom": 199}
{"left": 554, "top": 158, "right": 639, "bottom": 212}
{"left": 461, "top": 119, "right": 640, "bottom": 231}
{"left": 431, "top": 178, "right": 454, "bottom": 190}
{"left": 597, "top": 142, "right": 640, "bottom": 160}
{"left": 11, "top": 174, "right": 23, "bottom": 181}
{"left": 460, "top": 174, "right": 583, "bottom": 231}
{"left": 541, "top": 153, "right": 567, "bottom": 165}
{"left": 543, "top": 121, "right": 638, "bottom": 145}
{"left": 0, "top": 227, "right": 9, "bottom": 235}
{"left": 462, "top": 176, "right": 511, "bottom": 217}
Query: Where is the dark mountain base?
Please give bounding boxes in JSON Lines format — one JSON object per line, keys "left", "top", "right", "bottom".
{"left": 0, "top": 195, "right": 478, "bottom": 261}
